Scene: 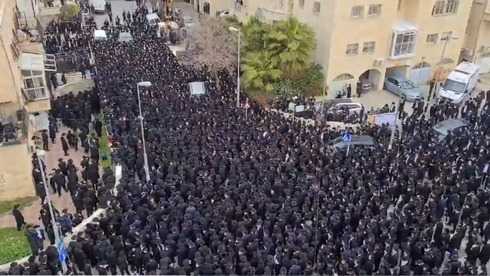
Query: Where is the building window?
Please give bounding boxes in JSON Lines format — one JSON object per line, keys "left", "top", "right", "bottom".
{"left": 426, "top": 33, "right": 439, "bottom": 43}
{"left": 299, "top": 0, "right": 304, "bottom": 8}
{"left": 351, "top": 6, "right": 364, "bottom": 18}
{"left": 391, "top": 32, "right": 417, "bottom": 58}
{"left": 363, "top": 41, "right": 376, "bottom": 53}
{"left": 432, "top": 0, "right": 459, "bottom": 16}
{"left": 313, "top": 1, "right": 321, "bottom": 14}
{"left": 346, "top": 43, "right": 359, "bottom": 55}
{"left": 441, "top": 31, "right": 453, "bottom": 41}
{"left": 368, "top": 4, "right": 382, "bottom": 16}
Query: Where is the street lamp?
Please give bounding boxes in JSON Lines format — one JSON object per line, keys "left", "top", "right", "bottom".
{"left": 436, "top": 36, "right": 458, "bottom": 81}
{"left": 35, "top": 149, "right": 66, "bottom": 274}
{"left": 229, "top": 26, "right": 241, "bottom": 108}
{"left": 136, "top": 81, "right": 152, "bottom": 182}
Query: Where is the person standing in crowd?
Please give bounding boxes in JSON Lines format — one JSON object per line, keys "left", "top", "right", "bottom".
{"left": 60, "top": 133, "right": 70, "bottom": 156}
{"left": 41, "top": 130, "right": 49, "bottom": 151}
{"left": 12, "top": 204, "right": 25, "bottom": 231}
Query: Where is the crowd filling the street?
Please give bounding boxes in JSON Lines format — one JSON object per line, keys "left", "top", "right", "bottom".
{"left": 3, "top": 1, "right": 490, "bottom": 275}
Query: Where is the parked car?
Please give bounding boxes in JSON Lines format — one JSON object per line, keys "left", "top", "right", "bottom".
{"left": 118, "top": 32, "right": 133, "bottom": 42}
{"left": 323, "top": 99, "right": 363, "bottom": 116}
{"left": 384, "top": 76, "right": 423, "bottom": 101}
{"left": 360, "top": 79, "right": 371, "bottom": 92}
{"left": 89, "top": 0, "right": 106, "bottom": 14}
{"left": 217, "top": 10, "right": 231, "bottom": 18}
{"left": 328, "top": 135, "right": 377, "bottom": 149}
{"left": 432, "top": 119, "right": 468, "bottom": 141}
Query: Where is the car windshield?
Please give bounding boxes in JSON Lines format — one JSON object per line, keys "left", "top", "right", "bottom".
{"left": 433, "top": 123, "right": 448, "bottom": 135}
{"left": 400, "top": 80, "right": 415, "bottom": 90}
{"left": 442, "top": 79, "right": 466, "bottom": 94}
{"left": 329, "top": 137, "right": 343, "bottom": 145}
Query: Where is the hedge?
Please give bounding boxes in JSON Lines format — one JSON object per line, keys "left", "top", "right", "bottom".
{"left": 96, "top": 114, "right": 113, "bottom": 169}
{"left": 0, "top": 228, "right": 31, "bottom": 265}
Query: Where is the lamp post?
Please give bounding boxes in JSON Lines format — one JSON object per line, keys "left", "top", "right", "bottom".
{"left": 137, "top": 81, "right": 152, "bottom": 182}
{"left": 229, "top": 26, "right": 241, "bottom": 108}
{"left": 36, "top": 149, "right": 66, "bottom": 274}
{"left": 436, "top": 35, "right": 458, "bottom": 81}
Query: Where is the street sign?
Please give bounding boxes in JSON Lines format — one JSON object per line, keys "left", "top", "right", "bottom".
{"left": 341, "top": 132, "right": 351, "bottom": 156}
{"left": 58, "top": 240, "right": 68, "bottom": 264}
{"left": 341, "top": 132, "right": 351, "bottom": 142}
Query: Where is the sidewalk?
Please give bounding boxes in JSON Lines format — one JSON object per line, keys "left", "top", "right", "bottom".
{"left": 0, "top": 127, "right": 84, "bottom": 228}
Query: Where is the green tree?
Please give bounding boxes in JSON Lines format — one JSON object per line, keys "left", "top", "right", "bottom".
{"left": 267, "top": 17, "right": 316, "bottom": 77}
{"left": 242, "top": 51, "right": 282, "bottom": 93}
{"left": 58, "top": 3, "right": 80, "bottom": 21}
{"left": 242, "top": 16, "right": 270, "bottom": 52}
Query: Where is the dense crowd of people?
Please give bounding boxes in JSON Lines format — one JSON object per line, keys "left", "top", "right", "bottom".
{"left": 3, "top": 2, "right": 490, "bottom": 275}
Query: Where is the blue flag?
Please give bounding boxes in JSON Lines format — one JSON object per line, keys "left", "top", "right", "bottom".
{"left": 58, "top": 240, "right": 68, "bottom": 264}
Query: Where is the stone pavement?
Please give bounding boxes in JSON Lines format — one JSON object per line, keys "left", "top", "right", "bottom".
{"left": 0, "top": 127, "right": 84, "bottom": 228}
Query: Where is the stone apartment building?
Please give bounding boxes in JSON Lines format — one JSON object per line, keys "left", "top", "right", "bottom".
{"left": 203, "top": 0, "right": 474, "bottom": 97}
{"left": 0, "top": 0, "right": 55, "bottom": 200}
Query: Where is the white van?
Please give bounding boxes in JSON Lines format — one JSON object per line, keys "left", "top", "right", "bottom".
{"left": 94, "top": 29, "right": 107, "bottom": 41}
{"left": 146, "top": 13, "right": 161, "bottom": 27}
{"left": 89, "top": 0, "right": 106, "bottom": 14}
{"left": 439, "top": 62, "right": 479, "bottom": 104}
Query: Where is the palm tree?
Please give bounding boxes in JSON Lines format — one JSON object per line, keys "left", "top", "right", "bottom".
{"left": 267, "top": 17, "right": 316, "bottom": 77}
{"left": 242, "top": 16, "right": 270, "bottom": 52}
{"left": 242, "top": 51, "right": 282, "bottom": 93}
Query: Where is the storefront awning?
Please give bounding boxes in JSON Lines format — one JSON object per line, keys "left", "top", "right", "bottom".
{"left": 24, "top": 99, "right": 51, "bottom": 113}
{"left": 393, "top": 21, "right": 419, "bottom": 33}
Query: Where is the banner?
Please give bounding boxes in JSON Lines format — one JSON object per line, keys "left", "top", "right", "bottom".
{"left": 368, "top": 112, "right": 397, "bottom": 126}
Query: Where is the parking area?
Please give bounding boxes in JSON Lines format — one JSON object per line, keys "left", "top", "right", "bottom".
{"left": 329, "top": 74, "right": 490, "bottom": 117}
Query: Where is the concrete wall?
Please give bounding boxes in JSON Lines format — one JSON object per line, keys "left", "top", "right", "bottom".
{"left": 0, "top": 143, "right": 35, "bottom": 201}
{"left": 0, "top": 0, "right": 24, "bottom": 112}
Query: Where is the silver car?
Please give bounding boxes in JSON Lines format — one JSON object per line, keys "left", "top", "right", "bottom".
{"left": 384, "top": 76, "right": 423, "bottom": 101}
{"left": 432, "top": 119, "right": 468, "bottom": 141}
{"left": 328, "top": 135, "right": 377, "bottom": 149}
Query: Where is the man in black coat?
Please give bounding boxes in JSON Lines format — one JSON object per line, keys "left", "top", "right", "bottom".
{"left": 60, "top": 133, "right": 69, "bottom": 156}
{"left": 53, "top": 169, "right": 67, "bottom": 196}
{"left": 42, "top": 131, "right": 49, "bottom": 150}
{"left": 49, "top": 123, "right": 56, "bottom": 143}
{"left": 12, "top": 204, "right": 25, "bottom": 231}
{"left": 480, "top": 241, "right": 490, "bottom": 265}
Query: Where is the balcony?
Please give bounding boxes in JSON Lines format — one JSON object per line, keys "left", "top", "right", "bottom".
{"left": 21, "top": 87, "right": 49, "bottom": 102}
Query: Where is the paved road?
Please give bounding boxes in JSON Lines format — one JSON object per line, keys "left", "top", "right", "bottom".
{"left": 92, "top": 0, "right": 138, "bottom": 28}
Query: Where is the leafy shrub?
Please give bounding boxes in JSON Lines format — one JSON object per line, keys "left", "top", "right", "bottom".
{"left": 0, "top": 228, "right": 31, "bottom": 265}
{"left": 96, "top": 114, "right": 112, "bottom": 169}
{"left": 274, "top": 63, "right": 325, "bottom": 97}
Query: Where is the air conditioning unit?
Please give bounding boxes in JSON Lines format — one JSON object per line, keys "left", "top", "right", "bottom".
{"left": 373, "top": 59, "right": 384, "bottom": 67}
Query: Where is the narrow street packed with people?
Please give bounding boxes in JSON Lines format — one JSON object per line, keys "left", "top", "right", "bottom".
{"left": 2, "top": 1, "right": 490, "bottom": 275}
